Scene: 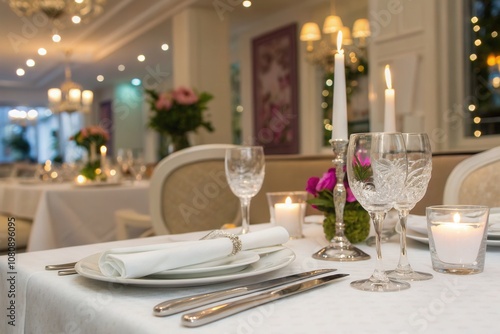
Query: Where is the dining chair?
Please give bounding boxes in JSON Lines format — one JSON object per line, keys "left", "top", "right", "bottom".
{"left": 0, "top": 216, "right": 31, "bottom": 251}
{"left": 443, "top": 146, "right": 500, "bottom": 206}
{"left": 114, "top": 209, "right": 154, "bottom": 240}
{"left": 149, "top": 144, "right": 240, "bottom": 235}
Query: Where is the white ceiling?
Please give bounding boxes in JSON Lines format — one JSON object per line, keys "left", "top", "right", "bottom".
{"left": 0, "top": 0, "right": 347, "bottom": 105}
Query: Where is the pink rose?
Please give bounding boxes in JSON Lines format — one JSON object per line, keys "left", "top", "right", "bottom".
{"left": 155, "top": 93, "right": 172, "bottom": 110}
{"left": 306, "top": 177, "right": 320, "bottom": 196}
{"left": 173, "top": 87, "right": 198, "bottom": 105}
{"left": 316, "top": 168, "right": 337, "bottom": 192}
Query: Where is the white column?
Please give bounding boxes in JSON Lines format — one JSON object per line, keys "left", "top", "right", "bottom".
{"left": 172, "top": 7, "right": 232, "bottom": 145}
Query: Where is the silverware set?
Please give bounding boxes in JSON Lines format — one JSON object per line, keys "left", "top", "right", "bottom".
{"left": 44, "top": 262, "right": 348, "bottom": 326}
{"left": 45, "top": 262, "right": 77, "bottom": 276}
{"left": 154, "top": 269, "right": 348, "bottom": 327}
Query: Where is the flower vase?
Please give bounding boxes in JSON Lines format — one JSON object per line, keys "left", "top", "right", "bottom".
{"left": 159, "top": 133, "right": 191, "bottom": 158}
{"left": 322, "top": 202, "right": 370, "bottom": 244}
{"left": 80, "top": 142, "right": 102, "bottom": 181}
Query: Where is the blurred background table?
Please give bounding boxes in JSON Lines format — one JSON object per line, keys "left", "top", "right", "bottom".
{"left": 27, "top": 180, "right": 150, "bottom": 251}
{"left": 0, "top": 179, "right": 150, "bottom": 251}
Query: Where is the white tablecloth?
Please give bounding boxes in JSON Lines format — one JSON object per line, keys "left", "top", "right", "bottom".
{"left": 1, "top": 223, "right": 499, "bottom": 334}
{"left": 27, "top": 181, "right": 150, "bottom": 251}
{"left": 0, "top": 180, "right": 67, "bottom": 219}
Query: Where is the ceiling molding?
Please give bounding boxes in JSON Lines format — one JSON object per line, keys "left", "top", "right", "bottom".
{"left": 93, "top": 0, "right": 199, "bottom": 61}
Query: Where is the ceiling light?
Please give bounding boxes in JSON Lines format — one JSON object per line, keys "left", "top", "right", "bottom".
{"left": 137, "top": 54, "right": 145, "bottom": 62}
{"left": 27, "top": 109, "right": 38, "bottom": 120}
{"left": 118, "top": 64, "right": 125, "bottom": 71}
{"left": 7, "top": 0, "right": 106, "bottom": 30}
{"left": 52, "top": 33, "right": 61, "bottom": 43}
{"left": 16, "top": 68, "right": 25, "bottom": 76}
{"left": 48, "top": 51, "right": 93, "bottom": 114}
{"left": 72, "top": 15, "right": 81, "bottom": 24}
{"left": 97, "top": 75, "right": 104, "bottom": 82}
{"left": 300, "top": 13, "right": 370, "bottom": 73}
{"left": 161, "top": 43, "right": 169, "bottom": 51}
{"left": 26, "top": 59, "right": 35, "bottom": 67}
{"left": 38, "top": 48, "right": 47, "bottom": 56}
{"left": 242, "top": 0, "right": 252, "bottom": 7}
{"left": 131, "top": 78, "right": 141, "bottom": 86}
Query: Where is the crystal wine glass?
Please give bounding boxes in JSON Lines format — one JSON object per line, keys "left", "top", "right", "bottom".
{"left": 128, "top": 152, "right": 147, "bottom": 182}
{"left": 386, "top": 133, "right": 433, "bottom": 281}
{"left": 225, "top": 146, "right": 265, "bottom": 234}
{"left": 346, "top": 132, "right": 410, "bottom": 292}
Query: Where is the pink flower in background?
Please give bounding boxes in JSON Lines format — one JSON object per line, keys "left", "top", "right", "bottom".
{"left": 155, "top": 93, "right": 173, "bottom": 110}
{"left": 70, "top": 125, "right": 109, "bottom": 151}
{"left": 173, "top": 87, "right": 198, "bottom": 105}
{"left": 146, "top": 86, "right": 214, "bottom": 139}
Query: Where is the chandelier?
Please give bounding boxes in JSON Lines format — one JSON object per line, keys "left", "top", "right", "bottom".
{"left": 300, "top": 12, "right": 370, "bottom": 74}
{"left": 8, "top": 0, "right": 106, "bottom": 29}
{"left": 48, "top": 52, "right": 93, "bottom": 113}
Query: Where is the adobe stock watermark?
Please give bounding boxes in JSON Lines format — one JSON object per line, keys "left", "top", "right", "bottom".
{"left": 6, "top": 11, "right": 50, "bottom": 53}
{"left": 178, "top": 169, "right": 230, "bottom": 225}
{"left": 428, "top": 72, "right": 495, "bottom": 146}
{"left": 402, "top": 277, "right": 467, "bottom": 333}
{"left": 63, "top": 282, "right": 124, "bottom": 334}
{"left": 212, "top": 0, "right": 245, "bottom": 21}
{"left": 221, "top": 303, "right": 275, "bottom": 334}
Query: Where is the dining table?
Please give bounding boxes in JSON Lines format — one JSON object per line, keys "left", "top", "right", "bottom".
{"left": 1, "top": 221, "right": 499, "bottom": 334}
{"left": 0, "top": 179, "right": 150, "bottom": 251}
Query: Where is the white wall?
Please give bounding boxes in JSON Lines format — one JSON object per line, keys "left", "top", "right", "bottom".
{"left": 368, "top": 0, "right": 440, "bottom": 149}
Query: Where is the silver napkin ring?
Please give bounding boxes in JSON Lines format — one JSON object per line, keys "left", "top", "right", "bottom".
{"left": 201, "top": 230, "right": 242, "bottom": 255}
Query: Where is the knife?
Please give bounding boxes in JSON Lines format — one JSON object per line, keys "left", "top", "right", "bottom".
{"left": 153, "top": 269, "right": 336, "bottom": 316}
{"left": 181, "top": 273, "right": 349, "bottom": 327}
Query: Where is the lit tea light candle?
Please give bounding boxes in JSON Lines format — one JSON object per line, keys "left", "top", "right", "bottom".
{"left": 274, "top": 196, "right": 301, "bottom": 238}
{"left": 430, "top": 212, "right": 486, "bottom": 264}
{"left": 76, "top": 175, "right": 87, "bottom": 184}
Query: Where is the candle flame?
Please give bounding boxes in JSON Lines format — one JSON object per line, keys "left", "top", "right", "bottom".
{"left": 76, "top": 175, "right": 87, "bottom": 184}
{"left": 100, "top": 145, "right": 107, "bottom": 154}
{"left": 384, "top": 65, "right": 392, "bottom": 90}
{"left": 285, "top": 196, "right": 292, "bottom": 205}
{"left": 453, "top": 213, "right": 461, "bottom": 224}
{"left": 337, "top": 30, "right": 343, "bottom": 54}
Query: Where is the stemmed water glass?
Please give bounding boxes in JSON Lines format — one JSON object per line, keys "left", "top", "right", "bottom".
{"left": 225, "top": 146, "right": 265, "bottom": 234}
{"left": 386, "top": 133, "right": 433, "bottom": 281}
{"left": 346, "top": 132, "right": 410, "bottom": 292}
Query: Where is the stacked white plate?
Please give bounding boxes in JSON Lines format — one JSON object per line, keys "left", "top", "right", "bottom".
{"left": 75, "top": 246, "right": 295, "bottom": 287}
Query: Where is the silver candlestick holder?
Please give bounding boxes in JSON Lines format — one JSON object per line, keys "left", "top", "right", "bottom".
{"left": 312, "top": 139, "right": 370, "bottom": 261}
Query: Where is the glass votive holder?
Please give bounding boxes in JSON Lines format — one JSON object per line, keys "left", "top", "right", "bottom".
{"left": 427, "top": 205, "right": 489, "bottom": 275}
{"left": 266, "top": 191, "right": 307, "bottom": 239}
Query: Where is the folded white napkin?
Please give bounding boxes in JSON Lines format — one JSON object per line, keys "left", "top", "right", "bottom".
{"left": 98, "top": 226, "right": 290, "bottom": 278}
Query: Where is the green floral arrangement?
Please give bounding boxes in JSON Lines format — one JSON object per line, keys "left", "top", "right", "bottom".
{"left": 306, "top": 167, "right": 370, "bottom": 243}
{"left": 145, "top": 86, "right": 214, "bottom": 152}
{"left": 70, "top": 125, "right": 109, "bottom": 181}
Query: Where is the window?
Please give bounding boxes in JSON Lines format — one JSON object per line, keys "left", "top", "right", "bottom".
{"left": 466, "top": 0, "right": 500, "bottom": 138}
{"left": 0, "top": 106, "right": 82, "bottom": 163}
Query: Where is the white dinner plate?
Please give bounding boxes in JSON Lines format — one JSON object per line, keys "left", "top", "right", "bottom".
{"left": 406, "top": 227, "right": 500, "bottom": 247}
{"left": 149, "top": 251, "right": 260, "bottom": 278}
{"left": 304, "top": 215, "right": 324, "bottom": 224}
{"left": 75, "top": 248, "right": 296, "bottom": 287}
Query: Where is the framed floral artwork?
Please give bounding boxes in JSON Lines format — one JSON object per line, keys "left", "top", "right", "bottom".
{"left": 252, "top": 23, "right": 299, "bottom": 154}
